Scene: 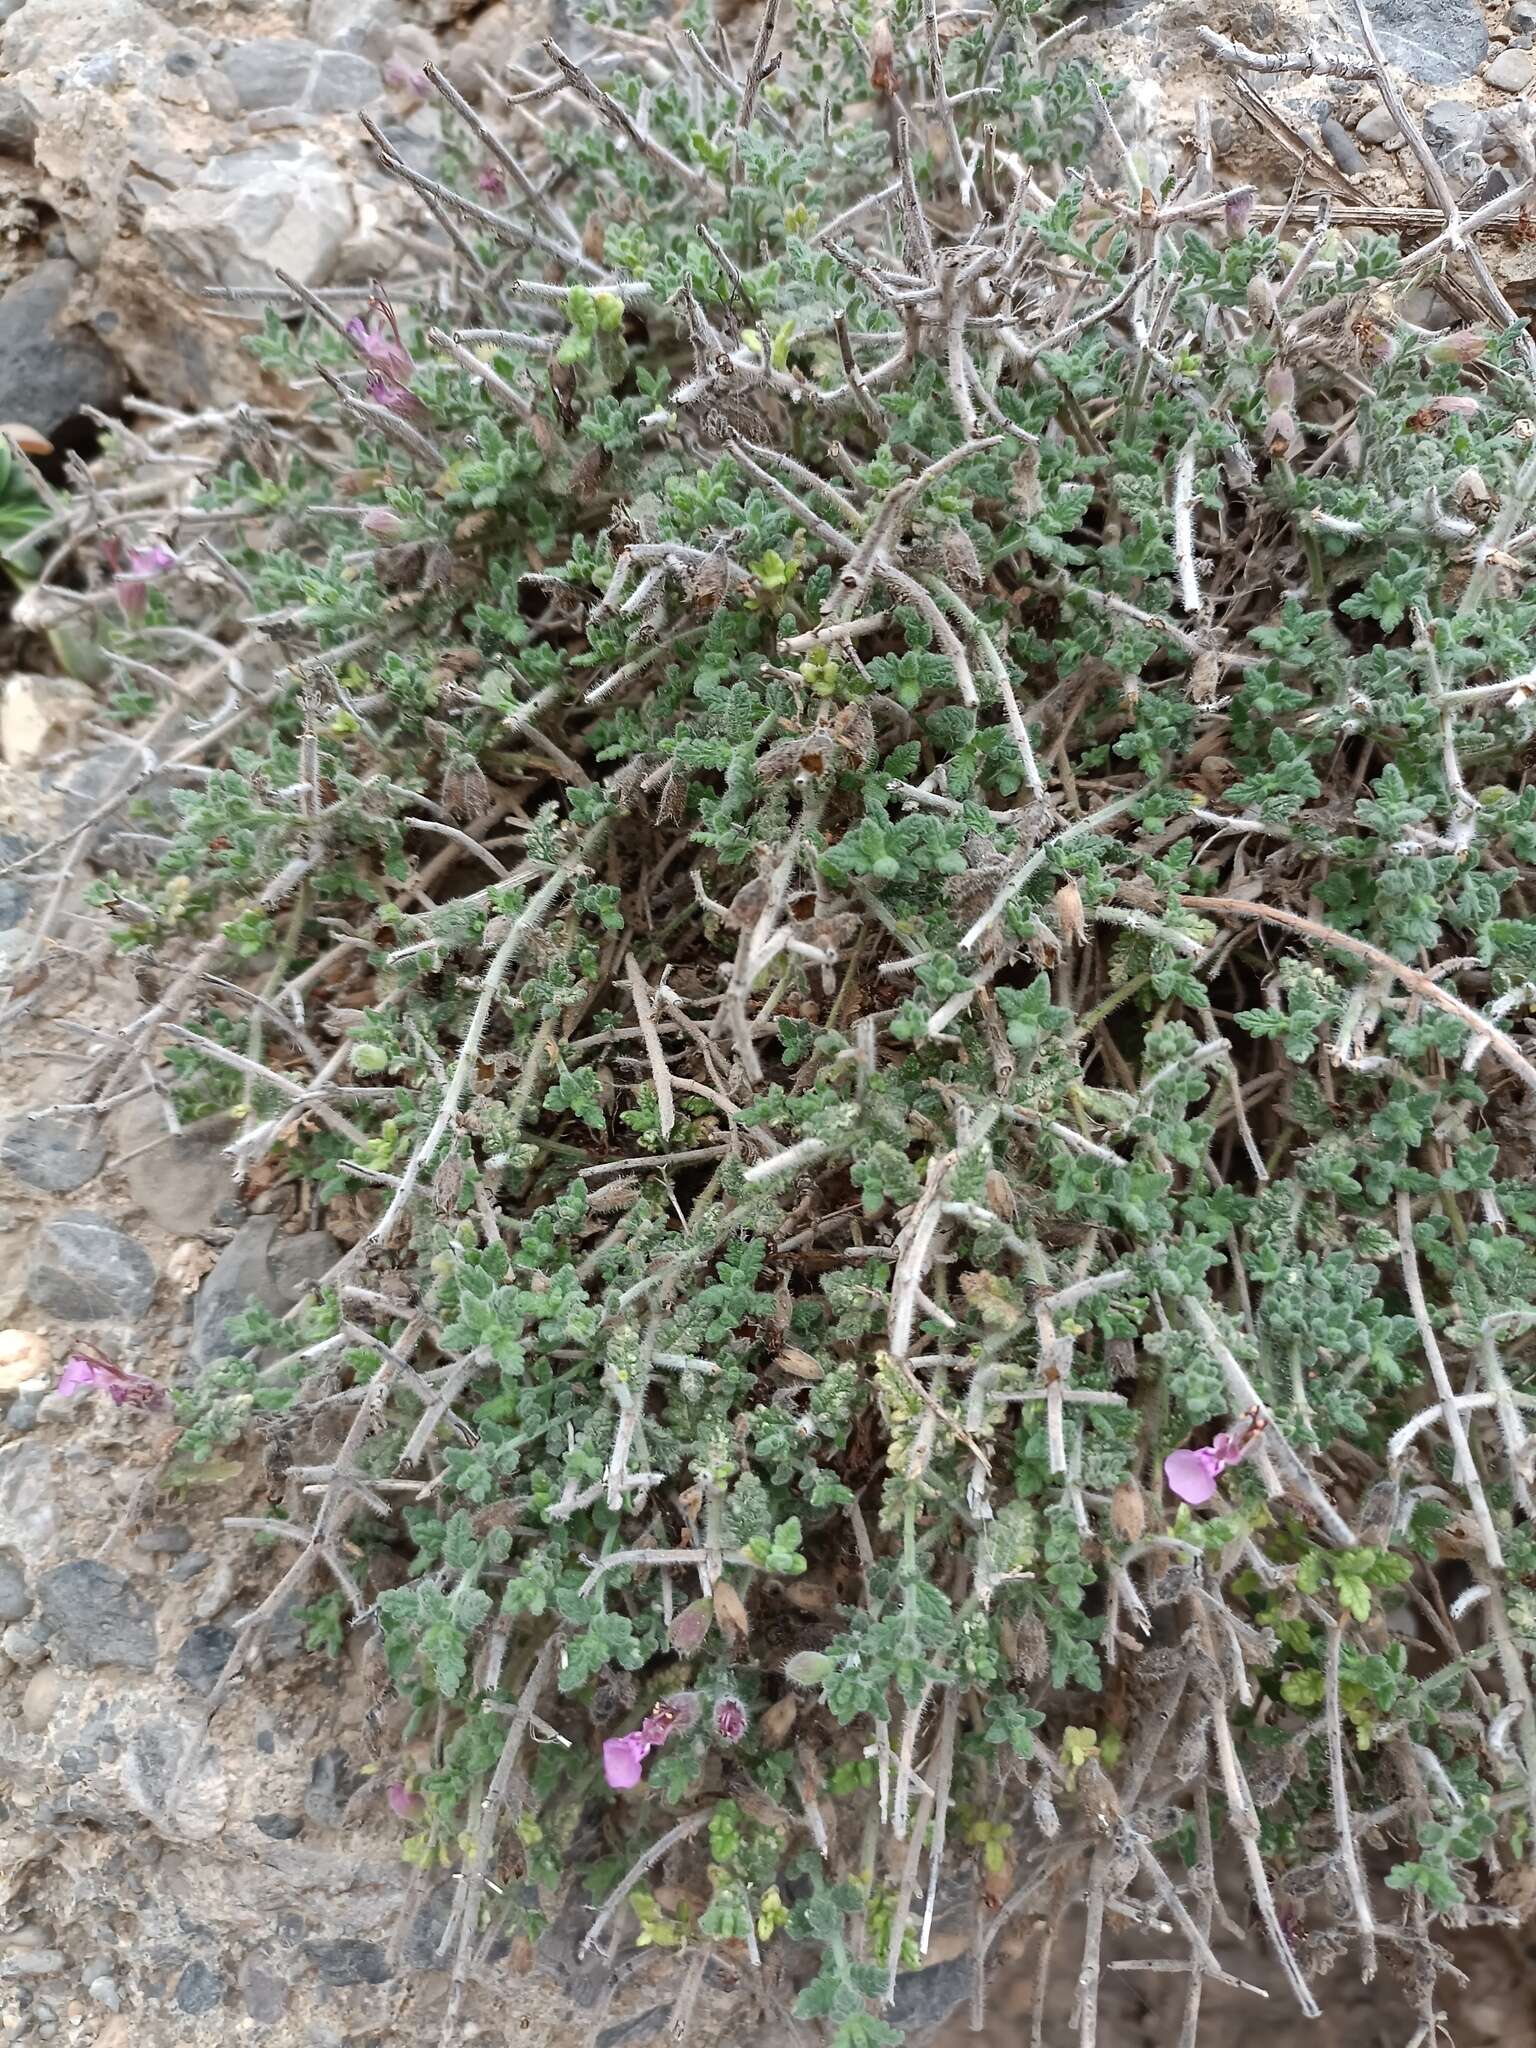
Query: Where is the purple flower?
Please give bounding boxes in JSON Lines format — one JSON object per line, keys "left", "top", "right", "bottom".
{"left": 345, "top": 314, "right": 415, "bottom": 386}
{"left": 602, "top": 1732, "right": 653, "bottom": 1789}
{"left": 713, "top": 1696, "right": 748, "bottom": 1745}
{"left": 386, "top": 1781, "right": 425, "bottom": 1820}
{"left": 384, "top": 55, "right": 429, "bottom": 99}
{"left": 1163, "top": 1411, "right": 1266, "bottom": 1507}
{"left": 602, "top": 1693, "right": 702, "bottom": 1790}
{"left": 476, "top": 164, "right": 508, "bottom": 203}
{"left": 58, "top": 1351, "right": 167, "bottom": 1411}
{"left": 365, "top": 374, "right": 425, "bottom": 418}
{"left": 114, "top": 542, "right": 176, "bottom": 620}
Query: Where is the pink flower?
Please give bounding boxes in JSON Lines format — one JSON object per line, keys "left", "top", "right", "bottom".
{"left": 1163, "top": 1411, "right": 1266, "bottom": 1506}
{"left": 345, "top": 314, "right": 415, "bottom": 386}
{"left": 713, "top": 1696, "right": 748, "bottom": 1745}
{"left": 602, "top": 1732, "right": 653, "bottom": 1789}
{"left": 476, "top": 164, "right": 508, "bottom": 203}
{"left": 114, "top": 542, "right": 176, "bottom": 620}
{"left": 384, "top": 56, "right": 429, "bottom": 100}
{"left": 386, "top": 1781, "right": 425, "bottom": 1819}
{"left": 602, "top": 1693, "right": 703, "bottom": 1790}
{"left": 362, "top": 507, "right": 406, "bottom": 539}
{"left": 57, "top": 1351, "right": 167, "bottom": 1411}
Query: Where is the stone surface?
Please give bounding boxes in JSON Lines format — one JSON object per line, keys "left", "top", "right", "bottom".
{"left": 19, "top": 1664, "right": 59, "bottom": 1730}
{"left": 0, "top": 262, "right": 125, "bottom": 438}
{"left": 0, "top": 672, "right": 96, "bottom": 770}
{"left": 303, "top": 1938, "right": 391, "bottom": 1987}
{"left": 0, "top": 1549, "right": 31, "bottom": 1624}
{"left": 303, "top": 1747, "right": 357, "bottom": 1827}
{"left": 0, "top": 1116, "right": 106, "bottom": 1195}
{"left": 120, "top": 1717, "right": 231, "bottom": 1842}
{"left": 5, "top": 1621, "right": 48, "bottom": 1668}
{"left": 1355, "top": 103, "right": 1402, "bottom": 143}
{"left": 1487, "top": 46, "right": 1536, "bottom": 89}
{"left": 191, "top": 1217, "right": 336, "bottom": 1366}
{"left": 26, "top": 1212, "right": 157, "bottom": 1322}
{"left": 239, "top": 1961, "right": 288, "bottom": 2024}
{"left": 0, "top": 82, "right": 35, "bottom": 157}
{"left": 35, "top": 1559, "right": 158, "bottom": 1671}
{"left": 1369, "top": 0, "right": 1489, "bottom": 82}
{"left": 145, "top": 145, "right": 355, "bottom": 291}
{"left": 1319, "top": 115, "right": 1366, "bottom": 173}
{"left": 308, "top": 0, "right": 401, "bottom": 56}
{"left": 174, "top": 1960, "right": 225, "bottom": 2016}
{"left": 174, "top": 1623, "right": 236, "bottom": 1695}
{"left": 253, "top": 1811, "right": 304, "bottom": 1839}
{"left": 117, "top": 1099, "right": 239, "bottom": 1236}
{"left": 134, "top": 1523, "right": 192, "bottom": 1556}
{"left": 0, "top": 832, "right": 32, "bottom": 932}
{"left": 221, "top": 38, "right": 319, "bottom": 109}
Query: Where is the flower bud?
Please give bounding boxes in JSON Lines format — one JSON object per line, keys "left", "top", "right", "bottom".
{"left": 783, "top": 1650, "right": 833, "bottom": 1688}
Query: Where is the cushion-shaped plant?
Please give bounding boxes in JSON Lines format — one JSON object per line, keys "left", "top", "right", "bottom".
{"left": 51, "top": 2, "right": 1536, "bottom": 2040}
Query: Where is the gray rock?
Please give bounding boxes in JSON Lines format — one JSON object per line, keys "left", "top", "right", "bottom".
{"left": 121, "top": 1718, "right": 230, "bottom": 1841}
{"left": 890, "top": 1957, "right": 970, "bottom": 2038}
{"left": 134, "top": 1524, "right": 192, "bottom": 1556}
{"left": 594, "top": 2011, "right": 667, "bottom": 2048}
{"left": 220, "top": 38, "right": 318, "bottom": 109}
{"left": 174, "top": 1623, "right": 236, "bottom": 1695}
{"left": 1424, "top": 99, "right": 1486, "bottom": 166}
{"left": 0, "top": 1950, "right": 67, "bottom": 1979}
{"left": 174, "top": 1960, "right": 225, "bottom": 2016}
{"left": 1370, "top": 0, "right": 1488, "bottom": 82}
{"left": 1320, "top": 116, "right": 1366, "bottom": 173}
{"left": 36, "top": 1559, "right": 157, "bottom": 1671}
{"left": 1487, "top": 45, "right": 1536, "bottom": 88}
{"left": 1355, "top": 103, "right": 1401, "bottom": 143}
{"left": 120, "top": 1106, "right": 239, "bottom": 1236}
{"left": 0, "top": 83, "right": 35, "bottom": 158}
{"left": 191, "top": 1216, "right": 336, "bottom": 1366}
{"left": 6, "top": 1397, "right": 39, "bottom": 1432}
{"left": 303, "top": 1747, "right": 357, "bottom": 1827}
{"left": 84, "top": 1977, "right": 121, "bottom": 2012}
{"left": 58, "top": 1744, "right": 100, "bottom": 1780}
{"left": 4, "top": 1621, "right": 48, "bottom": 1668}
{"left": 0, "top": 1550, "right": 31, "bottom": 1623}
{"left": 401, "top": 1880, "right": 454, "bottom": 1971}
{"left": 144, "top": 146, "right": 354, "bottom": 292}
{"left": 26, "top": 1212, "right": 156, "bottom": 1322}
{"left": 240, "top": 1961, "right": 288, "bottom": 2024}
{"left": 0, "top": 832, "right": 32, "bottom": 932}
{"left": 0, "top": 262, "right": 126, "bottom": 439}
{"left": 307, "top": 0, "right": 400, "bottom": 48}
{"left": 303, "top": 1939, "right": 391, "bottom": 1987}
{"left": 253, "top": 1811, "right": 304, "bottom": 1839}
{"left": 219, "top": 37, "right": 380, "bottom": 113}
{"left": 308, "top": 48, "right": 382, "bottom": 111}
{"left": 0, "top": 1115, "right": 106, "bottom": 1194}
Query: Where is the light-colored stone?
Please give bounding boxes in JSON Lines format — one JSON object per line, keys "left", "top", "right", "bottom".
{"left": 1355, "top": 104, "right": 1400, "bottom": 145}
{"left": 0, "top": 1327, "right": 49, "bottom": 1392}
{"left": 0, "top": 674, "right": 95, "bottom": 769}
{"left": 144, "top": 144, "right": 354, "bottom": 290}
{"left": 21, "top": 1664, "right": 62, "bottom": 1732}
{"left": 1486, "top": 46, "right": 1535, "bottom": 91}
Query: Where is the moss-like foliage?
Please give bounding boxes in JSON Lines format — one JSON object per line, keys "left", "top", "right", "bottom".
{"left": 65, "top": 0, "right": 1536, "bottom": 2036}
